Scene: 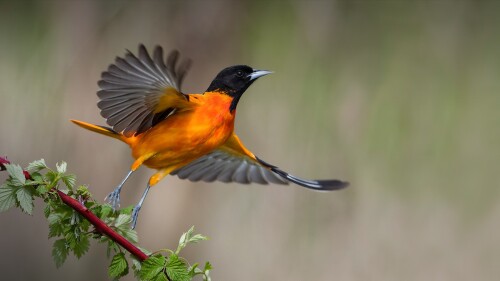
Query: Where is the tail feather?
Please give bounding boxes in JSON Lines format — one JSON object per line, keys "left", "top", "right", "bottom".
{"left": 256, "top": 156, "right": 349, "bottom": 191}
{"left": 71, "top": 119, "right": 121, "bottom": 140}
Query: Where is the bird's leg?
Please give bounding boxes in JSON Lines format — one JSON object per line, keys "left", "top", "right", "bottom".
{"left": 105, "top": 170, "right": 133, "bottom": 209}
{"left": 130, "top": 168, "right": 173, "bottom": 229}
{"left": 131, "top": 183, "right": 151, "bottom": 229}
{"left": 106, "top": 153, "right": 155, "bottom": 210}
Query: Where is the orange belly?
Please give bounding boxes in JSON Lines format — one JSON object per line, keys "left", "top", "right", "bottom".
{"left": 123, "top": 92, "right": 235, "bottom": 170}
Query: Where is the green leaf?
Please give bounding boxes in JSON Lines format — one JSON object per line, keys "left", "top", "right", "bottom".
{"left": 48, "top": 221, "right": 65, "bottom": 238}
{"left": 188, "top": 234, "right": 208, "bottom": 244}
{"left": 119, "top": 205, "right": 134, "bottom": 215}
{"left": 50, "top": 204, "right": 73, "bottom": 222}
{"left": 189, "top": 261, "right": 212, "bottom": 280}
{"left": 56, "top": 161, "right": 67, "bottom": 174}
{"left": 131, "top": 256, "right": 142, "bottom": 274}
{"left": 70, "top": 211, "right": 82, "bottom": 225}
{"left": 99, "top": 204, "right": 113, "bottom": 220}
{"left": 203, "top": 262, "right": 212, "bottom": 281}
{"left": 26, "top": 159, "right": 47, "bottom": 173}
{"left": 117, "top": 227, "right": 138, "bottom": 244}
{"left": 16, "top": 186, "right": 34, "bottom": 215}
{"left": 176, "top": 226, "right": 208, "bottom": 254}
{"left": 108, "top": 252, "right": 129, "bottom": 279}
{"left": 52, "top": 239, "right": 69, "bottom": 268}
{"left": 105, "top": 240, "right": 120, "bottom": 258}
{"left": 203, "top": 261, "right": 212, "bottom": 272}
{"left": 73, "top": 235, "right": 90, "bottom": 258}
{"left": 139, "top": 255, "right": 166, "bottom": 280}
{"left": 36, "top": 184, "right": 50, "bottom": 195}
{"left": 0, "top": 183, "right": 17, "bottom": 212}
{"left": 165, "top": 254, "right": 190, "bottom": 281}
{"left": 76, "top": 185, "right": 91, "bottom": 199}
{"left": 30, "top": 172, "right": 44, "bottom": 184}
{"left": 153, "top": 272, "right": 168, "bottom": 281}
{"left": 5, "top": 164, "right": 26, "bottom": 185}
{"left": 61, "top": 174, "right": 76, "bottom": 189}
{"left": 188, "top": 262, "right": 200, "bottom": 276}
{"left": 45, "top": 170, "right": 59, "bottom": 189}
{"left": 178, "top": 226, "right": 193, "bottom": 246}
{"left": 47, "top": 212, "right": 63, "bottom": 224}
{"left": 43, "top": 204, "right": 51, "bottom": 218}
{"left": 114, "top": 214, "right": 131, "bottom": 228}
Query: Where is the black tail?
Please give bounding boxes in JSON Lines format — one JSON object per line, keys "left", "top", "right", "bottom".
{"left": 256, "top": 157, "right": 349, "bottom": 191}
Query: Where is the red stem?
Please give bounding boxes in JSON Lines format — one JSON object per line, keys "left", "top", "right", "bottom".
{"left": 0, "top": 156, "right": 148, "bottom": 261}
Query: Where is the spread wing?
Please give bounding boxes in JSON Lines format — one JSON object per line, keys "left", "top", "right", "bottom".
{"left": 171, "top": 134, "right": 349, "bottom": 191}
{"left": 171, "top": 149, "right": 289, "bottom": 185}
{"left": 97, "top": 44, "right": 192, "bottom": 136}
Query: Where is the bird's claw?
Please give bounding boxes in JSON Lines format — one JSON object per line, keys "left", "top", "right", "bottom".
{"left": 105, "top": 188, "right": 121, "bottom": 210}
{"left": 130, "top": 205, "right": 142, "bottom": 229}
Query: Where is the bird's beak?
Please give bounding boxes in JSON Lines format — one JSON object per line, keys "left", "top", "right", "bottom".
{"left": 249, "top": 69, "right": 273, "bottom": 81}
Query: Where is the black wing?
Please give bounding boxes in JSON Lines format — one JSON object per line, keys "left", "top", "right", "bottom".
{"left": 97, "top": 44, "right": 191, "bottom": 136}
{"left": 171, "top": 149, "right": 349, "bottom": 191}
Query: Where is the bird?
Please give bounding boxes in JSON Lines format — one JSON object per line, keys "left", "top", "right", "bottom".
{"left": 71, "top": 44, "right": 348, "bottom": 228}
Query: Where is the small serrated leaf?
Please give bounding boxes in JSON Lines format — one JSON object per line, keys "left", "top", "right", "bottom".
{"left": 43, "top": 204, "right": 51, "bottom": 218}
{"left": 52, "top": 239, "right": 69, "bottom": 268}
{"left": 73, "top": 235, "right": 90, "bottom": 258}
{"left": 30, "top": 172, "right": 44, "bottom": 184}
{"left": 117, "top": 227, "right": 138, "bottom": 244}
{"left": 56, "top": 161, "right": 67, "bottom": 174}
{"left": 45, "top": 170, "right": 59, "bottom": 189}
{"left": 61, "top": 174, "right": 76, "bottom": 189}
{"left": 153, "top": 272, "right": 168, "bottom": 281}
{"left": 36, "top": 184, "right": 50, "bottom": 195}
{"left": 108, "top": 252, "right": 129, "bottom": 278}
{"left": 26, "top": 159, "right": 47, "bottom": 173}
{"left": 179, "top": 232, "right": 188, "bottom": 246}
{"left": 47, "top": 212, "right": 63, "bottom": 224}
{"left": 119, "top": 205, "right": 134, "bottom": 215}
{"left": 48, "top": 222, "right": 65, "bottom": 238}
{"left": 0, "top": 184, "right": 17, "bottom": 212}
{"left": 139, "top": 255, "right": 166, "bottom": 280}
{"left": 204, "top": 261, "right": 212, "bottom": 272}
{"left": 188, "top": 234, "right": 208, "bottom": 244}
{"left": 176, "top": 226, "right": 207, "bottom": 254}
{"left": 98, "top": 204, "right": 113, "bottom": 219}
{"left": 16, "top": 186, "right": 34, "bottom": 215}
{"left": 114, "top": 214, "right": 131, "bottom": 228}
{"left": 5, "top": 164, "right": 26, "bottom": 185}
{"left": 165, "top": 254, "right": 190, "bottom": 281}
{"left": 131, "top": 256, "right": 142, "bottom": 273}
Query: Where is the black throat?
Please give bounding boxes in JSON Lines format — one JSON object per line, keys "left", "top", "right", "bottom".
{"left": 206, "top": 80, "right": 251, "bottom": 112}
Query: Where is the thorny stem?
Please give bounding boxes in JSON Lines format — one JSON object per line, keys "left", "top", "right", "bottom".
{"left": 0, "top": 156, "right": 148, "bottom": 261}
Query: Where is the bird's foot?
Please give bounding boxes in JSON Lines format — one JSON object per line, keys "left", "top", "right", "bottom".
{"left": 130, "top": 204, "right": 142, "bottom": 229}
{"left": 105, "top": 187, "right": 121, "bottom": 210}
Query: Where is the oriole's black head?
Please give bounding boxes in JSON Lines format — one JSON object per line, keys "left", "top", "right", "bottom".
{"left": 206, "top": 65, "right": 272, "bottom": 111}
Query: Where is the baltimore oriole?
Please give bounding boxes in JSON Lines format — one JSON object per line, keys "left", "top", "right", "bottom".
{"left": 72, "top": 45, "right": 348, "bottom": 228}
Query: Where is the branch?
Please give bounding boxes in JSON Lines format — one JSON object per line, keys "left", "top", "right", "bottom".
{"left": 0, "top": 156, "right": 148, "bottom": 261}
{"left": 1, "top": 156, "right": 212, "bottom": 280}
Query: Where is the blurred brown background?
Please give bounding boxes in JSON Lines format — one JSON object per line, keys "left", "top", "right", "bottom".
{"left": 1, "top": 0, "right": 499, "bottom": 280}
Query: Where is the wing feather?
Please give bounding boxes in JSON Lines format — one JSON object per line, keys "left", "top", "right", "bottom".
{"left": 171, "top": 134, "right": 349, "bottom": 190}
{"left": 171, "top": 149, "right": 286, "bottom": 185}
{"left": 97, "top": 44, "right": 193, "bottom": 136}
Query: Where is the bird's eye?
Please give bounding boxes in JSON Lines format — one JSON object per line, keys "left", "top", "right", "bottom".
{"left": 236, "top": 71, "right": 244, "bottom": 78}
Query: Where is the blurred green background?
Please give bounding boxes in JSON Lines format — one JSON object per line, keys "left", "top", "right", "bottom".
{"left": 1, "top": 0, "right": 499, "bottom": 280}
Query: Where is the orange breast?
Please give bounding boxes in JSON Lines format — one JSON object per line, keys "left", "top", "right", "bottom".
{"left": 124, "top": 92, "right": 235, "bottom": 170}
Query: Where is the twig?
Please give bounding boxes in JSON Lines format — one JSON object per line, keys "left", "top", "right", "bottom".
{"left": 0, "top": 156, "right": 148, "bottom": 261}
